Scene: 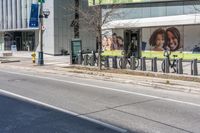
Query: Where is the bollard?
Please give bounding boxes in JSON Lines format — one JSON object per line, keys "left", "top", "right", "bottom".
{"left": 164, "top": 58, "right": 170, "bottom": 73}
{"left": 83, "top": 54, "right": 88, "bottom": 66}
{"left": 91, "top": 51, "right": 96, "bottom": 63}
{"left": 176, "top": 58, "right": 183, "bottom": 74}
{"left": 151, "top": 57, "right": 157, "bottom": 72}
{"left": 191, "top": 59, "right": 198, "bottom": 76}
{"left": 120, "top": 57, "right": 127, "bottom": 69}
{"left": 89, "top": 54, "right": 95, "bottom": 66}
{"left": 112, "top": 56, "right": 118, "bottom": 69}
{"left": 130, "top": 56, "right": 136, "bottom": 70}
{"left": 77, "top": 51, "right": 82, "bottom": 65}
{"left": 140, "top": 57, "right": 146, "bottom": 71}
{"left": 104, "top": 56, "right": 109, "bottom": 68}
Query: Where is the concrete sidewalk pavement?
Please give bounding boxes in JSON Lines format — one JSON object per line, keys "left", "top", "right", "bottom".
{"left": 0, "top": 52, "right": 200, "bottom": 95}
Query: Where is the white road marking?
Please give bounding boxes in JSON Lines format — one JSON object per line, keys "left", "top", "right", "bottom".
{"left": 1, "top": 70, "right": 200, "bottom": 108}
{"left": 0, "top": 89, "right": 127, "bottom": 133}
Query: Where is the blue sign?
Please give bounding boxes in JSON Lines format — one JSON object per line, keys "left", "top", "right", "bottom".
{"left": 29, "top": 4, "right": 39, "bottom": 28}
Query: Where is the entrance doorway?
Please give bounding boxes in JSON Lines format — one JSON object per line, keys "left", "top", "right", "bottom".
{"left": 124, "top": 29, "right": 141, "bottom": 58}
{"left": 4, "top": 31, "right": 35, "bottom": 51}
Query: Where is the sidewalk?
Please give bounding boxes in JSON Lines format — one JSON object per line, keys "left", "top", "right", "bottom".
{"left": 0, "top": 52, "right": 200, "bottom": 95}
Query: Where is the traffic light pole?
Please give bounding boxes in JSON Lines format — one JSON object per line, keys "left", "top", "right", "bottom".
{"left": 38, "top": 1, "right": 44, "bottom": 65}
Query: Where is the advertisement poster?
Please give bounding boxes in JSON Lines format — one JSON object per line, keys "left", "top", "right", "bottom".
{"left": 102, "top": 25, "right": 200, "bottom": 59}
{"left": 147, "top": 26, "right": 183, "bottom": 52}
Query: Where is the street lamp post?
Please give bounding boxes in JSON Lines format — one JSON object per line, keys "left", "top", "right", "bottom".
{"left": 38, "top": 1, "right": 50, "bottom": 65}
{"left": 38, "top": 1, "right": 44, "bottom": 65}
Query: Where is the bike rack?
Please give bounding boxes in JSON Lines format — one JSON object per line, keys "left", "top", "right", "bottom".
{"left": 151, "top": 57, "right": 157, "bottom": 72}
{"left": 89, "top": 54, "right": 95, "bottom": 66}
{"left": 191, "top": 59, "right": 198, "bottom": 76}
{"left": 140, "top": 57, "right": 146, "bottom": 71}
{"left": 120, "top": 57, "right": 127, "bottom": 69}
{"left": 176, "top": 58, "right": 183, "bottom": 74}
{"left": 130, "top": 56, "right": 136, "bottom": 70}
{"left": 112, "top": 56, "right": 118, "bottom": 69}
{"left": 104, "top": 56, "right": 109, "bottom": 68}
{"left": 164, "top": 58, "right": 170, "bottom": 73}
{"left": 77, "top": 51, "right": 83, "bottom": 65}
{"left": 83, "top": 54, "right": 89, "bottom": 66}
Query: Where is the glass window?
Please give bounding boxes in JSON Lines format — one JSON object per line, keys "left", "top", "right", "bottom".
{"left": 167, "top": 2, "right": 184, "bottom": 16}
{"left": 184, "top": 1, "right": 199, "bottom": 14}
{"left": 142, "top": 3, "right": 151, "bottom": 18}
{"left": 150, "top": 3, "right": 166, "bottom": 17}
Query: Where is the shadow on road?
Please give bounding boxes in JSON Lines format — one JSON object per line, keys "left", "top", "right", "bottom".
{"left": 0, "top": 94, "right": 134, "bottom": 133}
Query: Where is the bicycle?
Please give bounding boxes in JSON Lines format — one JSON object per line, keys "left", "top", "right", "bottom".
{"left": 161, "top": 50, "right": 177, "bottom": 73}
{"left": 119, "top": 56, "right": 139, "bottom": 69}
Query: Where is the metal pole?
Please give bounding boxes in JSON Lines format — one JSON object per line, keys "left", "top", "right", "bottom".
{"left": 177, "top": 58, "right": 183, "bottom": 74}
{"left": 112, "top": 56, "right": 117, "bottom": 69}
{"left": 164, "top": 58, "right": 170, "bottom": 73}
{"left": 104, "top": 56, "right": 109, "bottom": 68}
{"left": 38, "top": 1, "right": 44, "bottom": 65}
{"left": 191, "top": 59, "right": 198, "bottom": 76}
{"left": 130, "top": 56, "right": 136, "bottom": 70}
{"left": 140, "top": 57, "right": 146, "bottom": 71}
{"left": 83, "top": 54, "right": 88, "bottom": 66}
{"left": 151, "top": 57, "right": 157, "bottom": 72}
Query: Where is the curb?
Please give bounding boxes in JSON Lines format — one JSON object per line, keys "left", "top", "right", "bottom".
{"left": 0, "top": 64, "right": 200, "bottom": 95}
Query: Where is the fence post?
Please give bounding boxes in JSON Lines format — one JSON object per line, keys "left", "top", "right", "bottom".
{"left": 140, "top": 57, "right": 146, "bottom": 71}
{"left": 177, "top": 58, "right": 183, "bottom": 74}
{"left": 151, "top": 57, "right": 157, "bottom": 72}
{"left": 191, "top": 59, "right": 198, "bottom": 76}
{"left": 83, "top": 54, "right": 88, "bottom": 66}
{"left": 130, "top": 56, "right": 136, "bottom": 70}
{"left": 112, "top": 56, "right": 118, "bottom": 69}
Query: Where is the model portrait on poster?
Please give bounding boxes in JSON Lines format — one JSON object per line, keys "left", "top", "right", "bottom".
{"left": 149, "top": 27, "right": 182, "bottom": 52}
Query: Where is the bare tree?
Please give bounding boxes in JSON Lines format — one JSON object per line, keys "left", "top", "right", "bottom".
{"left": 68, "top": 0, "right": 121, "bottom": 70}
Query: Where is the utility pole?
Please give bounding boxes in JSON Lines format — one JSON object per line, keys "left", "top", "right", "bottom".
{"left": 38, "top": 1, "right": 44, "bottom": 65}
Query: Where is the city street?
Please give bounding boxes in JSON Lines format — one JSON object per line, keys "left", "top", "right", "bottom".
{"left": 0, "top": 68, "right": 200, "bottom": 133}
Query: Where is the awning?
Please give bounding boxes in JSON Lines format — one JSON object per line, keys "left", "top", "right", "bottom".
{"left": 102, "top": 13, "right": 200, "bottom": 29}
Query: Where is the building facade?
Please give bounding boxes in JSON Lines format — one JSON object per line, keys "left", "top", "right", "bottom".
{"left": 100, "top": 0, "right": 200, "bottom": 59}
{"left": 0, "top": 0, "right": 96, "bottom": 55}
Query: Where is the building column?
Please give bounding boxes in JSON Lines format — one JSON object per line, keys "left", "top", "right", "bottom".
{"left": 0, "top": 0, "right": 3, "bottom": 29}
{"left": 0, "top": 32, "right": 4, "bottom": 51}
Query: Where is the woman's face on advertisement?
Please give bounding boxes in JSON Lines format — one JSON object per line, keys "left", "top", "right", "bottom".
{"left": 117, "top": 38, "right": 123, "bottom": 45}
{"left": 107, "top": 38, "right": 112, "bottom": 46}
{"left": 167, "top": 31, "right": 178, "bottom": 51}
{"left": 102, "top": 37, "right": 107, "bottom": 45}
{"left": 156, "top": 34, "right": 164, "bottom": 47}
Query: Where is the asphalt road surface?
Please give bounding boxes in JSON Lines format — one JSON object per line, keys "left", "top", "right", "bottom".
{"left": 0, "top": 94, "right": 122, "bottom": 133}
{"left": 0, "top": 69, "right": 200, "bottom": 133}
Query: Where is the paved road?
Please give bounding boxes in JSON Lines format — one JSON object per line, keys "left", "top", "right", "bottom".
{"left": 0, "top": 94, "right": 122, "bottom": 133}
{"left": 0, "top": 69, "right": 200, "bottom": 133}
